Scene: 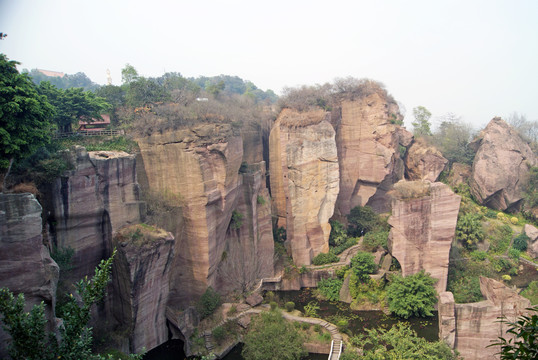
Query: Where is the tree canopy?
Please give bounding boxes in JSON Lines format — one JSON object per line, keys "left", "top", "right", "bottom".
{"left": 412, "top": 106, "right": 432, "bottom": 137}
{"left": 0, "top": 54, "right": 54, "bottom": 170}
{"left": 386, "top": 271, "right": 438, "bottom": 319}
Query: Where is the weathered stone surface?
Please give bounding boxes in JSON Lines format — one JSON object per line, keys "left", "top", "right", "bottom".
{"left": 524, "top": 224, "right": 538, "bottom": 258}
{"left": 447, "top": 163, "right": 472, "bottom": 188}
{"left": 470, "top": 117, "right": 537, "bottom": 211}
{"left": 405, "top": 138, "right": 448, "bottom": 182}
{"left": 439, "top": 278, "right": 531, "bottom": 360}
{"left": 46, "top": 146, "right": 143, "bottom": 280}
{"left": 388, "top": 181, "right": 461, "bottom": 293}
{"left": 245, "top": 293, "right": 263, "bottom": 307}
{"left": 334, "top": 93, "right": 409, "bottom": 214}
{"left": 339, "top": 274, "right": 353, "bottom": 304}
{"left": 111, "top": 225, "right": 175, "bottom": 353}
{"left": 438, "top": 292, "right": 456, "bottom": 349}
{"left": 269, "top": 109, "right": 339, "bottom": 265}
{"left": 0, "top": 194, "right": 59, "bottom": 358}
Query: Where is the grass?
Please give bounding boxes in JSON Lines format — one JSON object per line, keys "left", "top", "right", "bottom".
{"left": 56, "top": 135, "right": 138, "bottom": 153}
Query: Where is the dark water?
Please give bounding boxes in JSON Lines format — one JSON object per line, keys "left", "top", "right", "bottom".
{"left": 221, "top": 343, "right": 327, "bottom": 360}
{"left": 143, "top": 339, "right": 187, "bottom": 360}
{"left": 276, "top": 288, "right": 439, "bottom": 342}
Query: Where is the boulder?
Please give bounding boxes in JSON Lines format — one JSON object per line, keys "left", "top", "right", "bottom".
{"left": 438, "top": 292, "right": 456, "bottom": 349}
{"left": 111, "top": 225, "right": 175, "bottom": 353}
{"left": 269, "top": 109, "right": 339, "bottom": 265}
{"left": 404, "top": 138, "right": 448, "bottom": 182}
{"left": 524, "top": 224, "right": 538, "bottom": 257}
{"left": 470, "top": 117, "right": 537, "bottom": 211}
{"left": 388, "top": 181, "right": 461, "bottom": 293}
{"left": 46, "top": 146, "right": 144, "bottom": 281}
{"left": 245, "top": 293, "right": 263, "bottom": 307}
{"left": 334, "top": 92, "right": 409, "bottom": 214}
{"left": 447, "top": 162, "right": 472, "bottom": 188}
{"left": 0, "top": 193, "right": 59, "bottom": 358}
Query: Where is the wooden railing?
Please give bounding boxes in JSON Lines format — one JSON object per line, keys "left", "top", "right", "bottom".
{"left": 53, "top": 129, "right": 123, "bottom": 139}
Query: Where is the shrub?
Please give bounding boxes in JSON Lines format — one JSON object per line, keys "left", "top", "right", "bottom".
{"left": 387, "top": 271, "right": 438, "bottom": 319}
{"left": 448, "top": 275, "right": 483, "bottom": 303}
{"left": 456, "top": 213, "right": 484, "bottom": 250}
{"left": 336, "top": 319, "right": 349, "bottom": 333}
{"left": 256, "top": 195, "right": 266, "bottom": 205}
{"left": 513, "top": 233, "right": 529, "bottom": 252}
{"left": 303, "top": 301, "right": 319, "bottom": 317}
{"left": 196, "top": 287, "right": 221, "bottom": 319}
{"left": 331, "top": 237, "right": 358, "bottom": 255}
{"left": 362, "top": 230, "right": 389, "bottom": 252}
{"left": 350, "top": 251, "right": 377, "bottom": 282}
{"left": 51, "top": 246, "right": 75, "bottom": 272}
{"left": 312, "top": 252, "right": 339, "bottom": 265}
{"left": 329, "top": 220, "right": 348, "bottom": 246}
{"left": 228, "top": 305, "right": 237, "bottom": 316}
{"left": 212, "top": 325, "right": 226, "bottom": 345}
{"left": 492, "top": 257, "right": 516, "bottom": 274}
{"left": 485, "top": 208, "right": 498, "bottom": 218}
{"left": 314, "top": 324, "right": 322, "bottom": 333}
{"left": 521, "top": 281, "right": 538, "bottom": 304}
{"left": 490, "top": 306, "right": 538, "bottom": 360}
{"left": 230, "top": 210, "right": 244, "bottom": 230}
{"left": 508, "top": 248, "right": 521, "bottom": 260}
{"left": 317, "top": 278, "right": 343, "bottom": 301}
{"left": 269, "top": 301, "right": 278, "bottom": 310}
{"left": 301, "top": 322, "right": 310, "bottom": 330}
{"left": 489, "top": 224, "right": 513, "bottom": 254}
{"left": 502, "top": 274, "right": 512, "bottom": 282}
{"left": 285, "top": 301, "right": 295, "bottom": 312}
{"left": 510, "top": 217, "right": 519, "bottom": 225}
{"left": 470, "top": 250, "right": 487, "bottom": 261}
{"left": 347, "top": 205, "right": 386, "bottom": 236}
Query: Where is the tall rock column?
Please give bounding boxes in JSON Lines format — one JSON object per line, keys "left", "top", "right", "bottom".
{"left": 269, "top": 109, "right": 339, "bottom": 265}
{"left": 388, "top": 181, "right": 461, "bottom": 293}
{"left": 0, "top": 193, "right": 59, "bottom": 358}
{"left": 335, "top": 93, "right": 410, "bottom": 214}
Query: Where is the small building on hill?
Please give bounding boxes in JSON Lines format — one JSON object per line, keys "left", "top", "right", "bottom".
{"left": 78, "top": 114, "right": 111, "bottom": 131}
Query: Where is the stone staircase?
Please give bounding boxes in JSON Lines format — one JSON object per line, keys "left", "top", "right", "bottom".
{"left": 329, "top": 339, "right": 343, "bottom": 360}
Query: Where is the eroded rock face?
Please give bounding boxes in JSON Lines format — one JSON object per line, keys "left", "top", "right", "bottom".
{"left": 439, "top": 278, "right": 531, "bottom": 360}
{"left": 0, "top": 194, "right": 59, "bottom": 358}
{"left": 470, "top": 117, "right": 537, "bottom": 211}
{"left": 47, "top": 147, "right": 144, "bottom": 280}
{"left": 111, "top": 226, "right": 175, "bottom": 353}
{"left": 388, "top": 181, "right": 461, "bottom": 293}
{"left": 524, "top": 224, "right": 538, "bottom": 258}
{"left": 334, "top": 93, "right": 409, "bottom": 214}
{"left": 447, "top": 163, "right": 472, "bottom": 188}
{"left": 269, "top": 109, "right": 339, "bottom": 265}
{"left": 405, "top": 138, "right": 448, "bottom": 182}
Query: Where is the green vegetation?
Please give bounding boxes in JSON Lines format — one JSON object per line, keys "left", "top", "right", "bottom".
{"left": 51, "top": 246, "right": 75, "bottom": 272}
{"left": 230, "top": 210, "right": 244, "bottom": 230}
{"left": 448, "top": 276, "right": 483, "bottom": 304}
{"left": 242, "top": 310, "right": 306, "bottom": 360}
{"left": 303, "top": 301, "right": 320, "bottom": 317}
{"left": 488, "top": 223, "right": 513, "bottom": 254}
{"left": 0, "top": 250, "right": 143, "bottom": 360}
{"left": 331, "top": 237, "right": 359, "bottom": 255}
{"left": 362, "top": 230, "right": 389, "bottom": 252}
{"left": 285, "top": 301, "right": 295, "bottom": 312}
{"left": 456, "top": 213, "right": 485, "bottom": 250}
{"left": 317, "top": 278, "right": 343, "bottom": 301}
{"left": 521, "top": 281, "right": 538, "bottom": 304}
{"left": 523, "top": 166, "right": 538, "bottom": 208}
{"left": 349, "top": 323, "right": 460, "bottom": 360}
{"left": 329, "top": 220, "right": 347, "bottom": 246}
{"left": 0, "top": 54, "right": 54, "bottom": 172}
{"left": 348, "top": 276, "right": 386, "bottom": 307}
{"left": 432, "top": 113, "right": 475, "bottom": 165}
{"left": 350, "top": 251, "right": 377, "bottom": 282}
{"left": 312, "top": 252, "right": 339, "bottom": 265}
{"left": 347, "top": 205, "right": 387, "bottom": 237}
{"left": 411, "top": 106, "right": 433, "bottom": 137}
{"left": 513, "top": 233, "right": 529, "bottom": 252}
{"left": 57, "top": 135, "right": 138, "bottom": 153}
{"left": 196, "top": 287, "right": 221, "bottom": 319}
{"left": 386, "top": 271, "right": 438, "bottom": 319}
{"left": 256, "top": 195, "right": 266, "bottom": 205}
{"left": 490, "top": 306, "right": 538, "bottom": 360}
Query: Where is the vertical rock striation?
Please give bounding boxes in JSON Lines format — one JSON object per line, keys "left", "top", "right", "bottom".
{"left": 334, "top": 93, "right": 410, "bottom": 214}
{"left": 470, "top": 117, "right": 537, "bottom": 211}
{"left": 0, "top": 193, "right": 59, "bottom": 358}
{"left": 47, "top": 146, "right": 144, "bottom": 280}
{"left": 111, "top": 225, "right": 175, "bottom": 353}
{"left": 388, "top": 181, "right": 461, "bottom": 293}
{"left": 269, "top": 109, "right": 339, "bottom": 265}
{"left": 439, "top": 277, "right": 531, "bottom": 360}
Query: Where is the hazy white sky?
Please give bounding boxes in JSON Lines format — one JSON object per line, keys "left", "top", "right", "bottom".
{"left": 1, "top": 0, "right": 537, "bottom": 129}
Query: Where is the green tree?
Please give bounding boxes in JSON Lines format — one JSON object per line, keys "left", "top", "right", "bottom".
{"left": 433, "top": 114, "right": 475, "bottom": 165}
{"left": 347, "top": 205, "right": 384, "bottom": 237}
{"left": 38, "top": 82, "right": 110, "bottom": 133}
{"left": 386, "top": 271, "right": 438, "bottom": 319}
{"left": 196, "top": 286, "right": 221, "bottom": 319}
{"left": 455, "top": 213, "right": 485, "bottom": 250}
{"left": 0, "top": 250, "right": 142, "bottom": 359}
{"left": 121, "top": 64, "right": 139, "bottom": 85}
{"left": 490, "top": 306, "right": 538, "bottom": 360}
{"left": 125, "top": 78, "right": 169, "bottom": 107}
{"left": 412, "top": 106, "right": 432, "bottom": 137}
{"left": 0, "top": 54, "right": 54, "bottom": 172}
{"left": 242, "top": 311, "right": 307, "bottom": 360}
{"left": 329, "top": 220, "right": 347, "bottom": 246}
{"left": 350, "top": 251, "right": 377, "bottom": 282}
{"left": 353, "top": 323, "right": 460, "bottom": 359}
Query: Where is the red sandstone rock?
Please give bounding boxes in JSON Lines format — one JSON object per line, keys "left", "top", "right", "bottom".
{"left": 404, "top": 138, "right": 448, "bottom": 182}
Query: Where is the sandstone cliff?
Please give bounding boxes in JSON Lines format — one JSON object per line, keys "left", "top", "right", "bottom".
{"left": 46, "top": 146, "right": 144, "bottom": 280}
{"left": 111, "top": 225, "right": 175, "bottom": 353}
{"left": 334, "top": 93, "right": 410, "bottom": 214}
{"left": 404, "top": 138, "right": 448, "bottom": 182}
{"left": 0, "top": 193, "right": 59, "bottom": 358}
{"left": 269, "top": 109, "right": 339, "bottom": 265}
{"left": 439, "top": 277, "right": 531, "bottom": 360}
{"left": 470, "top": 117, "right": 537, "bottom": 211}
{"left": 388, "top": 181, "right": 461, "bottom": 293}
{"left": 137, "top": 124, "right": 273, "bottom": 307}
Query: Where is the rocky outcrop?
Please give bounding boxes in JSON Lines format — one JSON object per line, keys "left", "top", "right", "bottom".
{"left": 137, "top": 124, "right": 273, "bottom": 307}
{"left": 269, "top": 109, "right": 339, "bottom": 265}
{"left": 388, "top": 181, "right": 461, "bottom": 293}
{"left": 447, "top": 163, "right": 472, "bottom": 188}
{"left": 111, "top": 225, "right": 175, "bottom": 353}
{"left": 46, "top": 147, "right": 144, "bottom": 280}
{"left": 334, "top": 93, "right": 410, "bottom": 214}
{"left": 470, "top": 117, "right": 537, "bottom": 211}
{"left": 439, "top": 277, "right": 531, "bottom": 360}
{"left": 523, "top": 224, "right": 538, "bottom": 258}
{"left": 404, "top": 138, "right": 448, "bottom": 182}
{"left": 0, "top": 193, "right": 59, "bottom": 358}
